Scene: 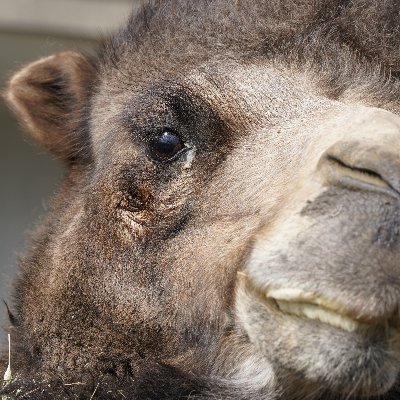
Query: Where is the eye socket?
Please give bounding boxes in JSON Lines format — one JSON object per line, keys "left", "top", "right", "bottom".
{"left": 147, "top": 130, "right": 185, "bottom": 162}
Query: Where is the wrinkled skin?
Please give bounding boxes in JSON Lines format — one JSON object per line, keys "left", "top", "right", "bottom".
{"left": 2, "top": 0, "right": 400, "bottom": 399}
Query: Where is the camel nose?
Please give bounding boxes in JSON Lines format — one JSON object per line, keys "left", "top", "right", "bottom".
{"left": 319, "top": 111, "right": 400, "bottom": 195}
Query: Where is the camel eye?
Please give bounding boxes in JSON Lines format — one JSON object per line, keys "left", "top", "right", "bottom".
{"left": 147, "top": 130, "right": 185, "bottom": 162}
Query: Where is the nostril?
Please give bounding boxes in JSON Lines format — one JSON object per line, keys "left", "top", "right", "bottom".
{"left": 327, "top": 155, "right": 388, "bottom": 186}
{"left": 323, "top": 155, "right": 399, "bottom": 196}
{"left": 320, "top": 138, "right": 400, "bottom": 197}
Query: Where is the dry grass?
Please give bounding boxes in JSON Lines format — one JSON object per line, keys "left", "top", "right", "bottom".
{"left": 2, "top": 334, "right": 13, "bottom": 400}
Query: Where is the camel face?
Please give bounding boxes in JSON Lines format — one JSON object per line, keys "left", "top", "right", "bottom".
{"left": 3, "top": 1, "right": 400, "bottom": 399}
{"left": 183, "top": 64, "right": 400, "bottom": 397}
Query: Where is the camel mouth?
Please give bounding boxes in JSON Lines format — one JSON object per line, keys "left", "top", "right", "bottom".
{"left": 265, "top": 287, "right": 399, "bottom": 334}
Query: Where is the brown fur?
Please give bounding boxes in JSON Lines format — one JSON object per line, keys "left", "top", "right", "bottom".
{"left": 2, "top": 1, "right": 400, "bottom": 399}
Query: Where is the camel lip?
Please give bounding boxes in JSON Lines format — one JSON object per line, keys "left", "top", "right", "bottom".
{"left": 264, "top": 287, "right": 400, "bottom": 331}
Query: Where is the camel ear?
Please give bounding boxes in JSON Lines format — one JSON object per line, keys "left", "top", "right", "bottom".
{"left": 4, "top": 51, "right": 96, "bottom": 163}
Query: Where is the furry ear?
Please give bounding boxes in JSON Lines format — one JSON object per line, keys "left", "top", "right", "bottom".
{"left": 4, "top": 51, "right": 96, "bottom": 163}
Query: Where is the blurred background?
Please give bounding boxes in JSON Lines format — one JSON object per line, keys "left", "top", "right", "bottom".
{"left": 0, "top": 0, "right": 138, "bottom": 339}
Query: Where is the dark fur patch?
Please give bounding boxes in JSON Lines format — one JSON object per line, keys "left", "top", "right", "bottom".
{"left": 101, "top": 0, "right": 400, "bottom": 99}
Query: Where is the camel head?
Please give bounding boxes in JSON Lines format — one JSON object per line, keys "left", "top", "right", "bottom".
{"left": 2, "top": 1, "right": 400, "bottom": 398}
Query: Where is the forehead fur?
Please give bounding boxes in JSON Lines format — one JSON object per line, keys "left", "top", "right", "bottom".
{"left": 100, "top": 0, "right": 400, "bottom": 97}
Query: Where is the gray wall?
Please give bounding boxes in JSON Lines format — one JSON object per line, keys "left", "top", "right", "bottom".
{"left": 0, "top": 0, "right": 135, "bottom": 342}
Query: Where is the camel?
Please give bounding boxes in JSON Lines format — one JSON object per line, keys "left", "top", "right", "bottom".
{"left": 2, "top": 0, "right": 400, "bottom": 398}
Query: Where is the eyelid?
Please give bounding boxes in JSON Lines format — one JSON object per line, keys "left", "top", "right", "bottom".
{"left": 146, "top": 146, "right": 189, "bottom": 164}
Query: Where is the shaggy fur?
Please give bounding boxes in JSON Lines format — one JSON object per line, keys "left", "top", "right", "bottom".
{"left": 2, "top": 1, "right": 400, "bottom": 399}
